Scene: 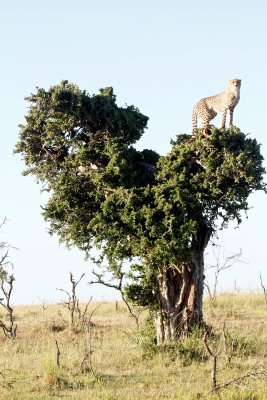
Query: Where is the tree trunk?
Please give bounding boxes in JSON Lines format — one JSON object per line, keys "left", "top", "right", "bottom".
{"left": 155, "top": 227, "right": 210, "bottom": 343}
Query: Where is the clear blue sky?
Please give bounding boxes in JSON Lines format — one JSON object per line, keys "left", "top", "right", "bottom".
{"left": 1, "top": 0, "right": 267, "bottom": 304}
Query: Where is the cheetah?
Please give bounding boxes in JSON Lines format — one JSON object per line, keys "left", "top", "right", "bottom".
{"left": 192, "top": 79, "right": 241, "bottom": 137}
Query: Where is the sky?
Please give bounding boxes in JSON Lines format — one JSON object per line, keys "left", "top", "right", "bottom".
{"left": 1, "top": 0, "right": 267, "bottom": 304}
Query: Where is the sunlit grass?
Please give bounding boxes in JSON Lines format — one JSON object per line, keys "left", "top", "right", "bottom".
{"left": 0, "top": 295, "right": 266, "bottom": 399}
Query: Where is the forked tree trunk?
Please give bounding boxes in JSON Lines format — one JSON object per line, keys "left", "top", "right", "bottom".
{"left": 155, "top": 228, "right": 210, "bottom": 343}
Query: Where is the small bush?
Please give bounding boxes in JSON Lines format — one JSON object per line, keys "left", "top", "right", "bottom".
{"left": 43, "top": 364, "right": 69, "bottom": 390}
{"left": 139, "top": 313, "right": 157, "bottom": 358}
{"left": 231, "top": 335, "right": 264, "bottom": 357}
{"left": 46, "top": 320, "right": 67, "bottom": 333}
{"left": 139, "top": 318, "right": 207, "bottom": 364}
{"left": 176, "top": 330, "right": 207, "bottom": 365}
{"left": 171, "top": 326, "right": 211, "bottom": 365}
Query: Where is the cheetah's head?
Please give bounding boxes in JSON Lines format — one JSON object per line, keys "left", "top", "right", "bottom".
{"left": 229, "top": 79, "right": 241, "bottom": 89}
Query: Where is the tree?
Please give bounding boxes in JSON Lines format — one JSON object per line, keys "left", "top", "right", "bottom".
{"left": 15, "top": 81, "right": 266, "bottom": 343}
{"left": 0, "top": 219, "right": 17, "bottom": 339}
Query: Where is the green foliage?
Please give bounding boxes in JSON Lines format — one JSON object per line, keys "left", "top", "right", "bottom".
{"left": 175, "top": 328, "right": 208, "bottom": 365}
{"left": 158, "top": 129, "right": 266, "bottom": 232}
{"left": 124, "top": 263, "right": 157, "bottom": 307}
{"left": 124, "top": 282, "right": 156, "bottom": 307}
{"left": 139, "top": 318, "right": 207, "bottom": 364}
{"left": 138, "top": 312, "right": 158, "bottom": 358}
{"left": 15, "top": 82, "right": 266, "bottom": 312}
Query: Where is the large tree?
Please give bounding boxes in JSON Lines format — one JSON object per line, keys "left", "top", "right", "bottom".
{"left": 15, "top": 81, "right": 266, "bottom": 343}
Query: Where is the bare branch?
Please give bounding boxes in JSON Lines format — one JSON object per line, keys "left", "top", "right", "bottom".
{"left": 80, "top": 303, "right": 101, "bottom": 375}
{"left": 89, "top": 270, "right": 123, "bottom": 290}
{"left": 203, "top": 331, "right": 221, "bottom": 390}
{"left": 222, "top": 321, "right": 234, "bottom": 363}
{"left": 57, "top": 271, "right": 88, "bottom": 330}
{"left": 81, "top": 296, "right": 93, "bottom": 324}
{"left": 89, "top": 269, "right": 143, "bottom": 328}
{"left": 205, "top": 244, "right": 247, "bottom": 305}
{"left": 259, "top": 272, "right": 267, "bottom": 307}
{"left": 0, "top": 238, "right": 17, "bottom": 340}
{"left": 210, "top": 370, "right": 265, "bottom": 394}
{"left": 54, "top": 339, "right": 61, "bottom": 367}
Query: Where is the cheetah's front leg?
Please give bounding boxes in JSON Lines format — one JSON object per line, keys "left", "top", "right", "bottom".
{"left": 229, "top": 108, "right": 234, "bottom": 127}
{"left": 221, "top": 110, "right": 227, "bottom": 130}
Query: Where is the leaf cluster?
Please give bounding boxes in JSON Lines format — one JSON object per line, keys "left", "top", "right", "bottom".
{"left": 15, "top": 80, "right": 149, "bottom": 184}
{"left": 157, "top": 128, "right": 266, "bottom": 234}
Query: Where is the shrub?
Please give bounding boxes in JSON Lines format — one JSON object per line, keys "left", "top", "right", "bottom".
{"left": 43, "top": 364, "right": 69, "bottom": 390}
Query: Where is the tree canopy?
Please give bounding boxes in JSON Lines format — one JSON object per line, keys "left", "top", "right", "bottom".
{"left": 15, "top": 81, "right": 266, "bottom": 338}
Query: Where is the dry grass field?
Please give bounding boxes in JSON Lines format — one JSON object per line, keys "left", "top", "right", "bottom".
{"left": 0, "top": 293, "right": 266, "bottom": 399}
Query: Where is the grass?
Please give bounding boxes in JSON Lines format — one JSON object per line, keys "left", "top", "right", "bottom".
{"left": 0, "top": 294, "right": 266, "bottom": 399}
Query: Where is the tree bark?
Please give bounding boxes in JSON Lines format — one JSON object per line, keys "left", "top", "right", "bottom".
{"left": 155, "top": 227, "right": 211, "bottom": 343}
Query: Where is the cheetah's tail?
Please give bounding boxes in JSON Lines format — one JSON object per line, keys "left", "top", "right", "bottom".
{"left": 192, "top": 109, "right": 197, "bottom": 138}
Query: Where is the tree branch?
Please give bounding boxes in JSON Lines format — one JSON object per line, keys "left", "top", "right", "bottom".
{"left": 89, "top": 270, "right": 142, "bottom": 328}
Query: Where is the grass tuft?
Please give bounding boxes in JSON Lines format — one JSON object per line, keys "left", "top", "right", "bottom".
{"left": 43, "top": 364, "right": 69, "bottom": 390}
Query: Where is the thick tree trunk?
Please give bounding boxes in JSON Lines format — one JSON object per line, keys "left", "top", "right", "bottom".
{"left": 155, "top": 228, "right": 210, "bottom": 343}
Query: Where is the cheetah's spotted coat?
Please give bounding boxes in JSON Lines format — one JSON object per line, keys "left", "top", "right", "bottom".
{"left": 192, "top": 79, "right": 241, "bottom": 137}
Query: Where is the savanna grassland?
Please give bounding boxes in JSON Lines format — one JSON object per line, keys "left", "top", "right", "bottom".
{"left": 0, "top": 294, "right": 266, "bottom": 400}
